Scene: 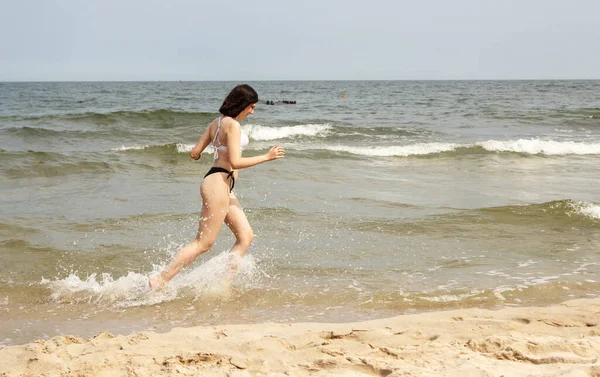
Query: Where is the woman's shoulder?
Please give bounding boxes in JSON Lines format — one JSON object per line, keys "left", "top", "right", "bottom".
{"left": 221, "top": 116, "right": 241, "bottom": 130}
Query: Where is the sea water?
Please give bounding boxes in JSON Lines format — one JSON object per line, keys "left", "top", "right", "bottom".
{"left": 1, "top": 80, "right": 599, "bottom": 346}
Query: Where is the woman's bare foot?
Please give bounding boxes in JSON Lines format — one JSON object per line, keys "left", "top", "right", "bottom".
{"left": 148, "top": 275, "right": 164, "bottom": 290}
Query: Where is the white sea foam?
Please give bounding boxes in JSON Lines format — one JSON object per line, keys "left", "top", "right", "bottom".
{"left": 418, "top": 290, "right": 483, "bottom": 302}
{"left": 325, "top": 143, "right": 459, "bottom": 157}
{"left": 517, "top": 260, "right": 539, "bottom": 268}
{"left": 113, "top": 144, "right": 150, "bottom": 151}
{"left": 478, "top": 139, "right": 600, "bottom": 155}
{"left": 113, "top": 143, "right": 207, "bottom": 154}
{"left": 324, "top": 139, "right": 600, "bottom": 157}
{"left": 114, "top": 124, "right": 330, "bottom": 153}
{"left": 114, "top": 143, "right": 210, "bottom": 154}
{"left": 243, "top": 123, "right": 331, "bottom": 141}
{"left": 176, "top": 143, "right": 194, "bottom": 153}
{"left": 572, "top": 201, "right": 600, "bottom": 220}
{"left": 117, "top": 138, "right": 600, "bottom": 157}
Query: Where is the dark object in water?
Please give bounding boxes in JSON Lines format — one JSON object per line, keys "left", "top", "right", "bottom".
{"left": 264, "top": 100, "right": 296, "bottom": 105}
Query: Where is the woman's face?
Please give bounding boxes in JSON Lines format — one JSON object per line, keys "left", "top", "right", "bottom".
{"left": 237, "top": 103, "right": 256, "bottom": 120}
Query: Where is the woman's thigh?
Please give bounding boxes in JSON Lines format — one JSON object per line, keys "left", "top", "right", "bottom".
{"left": 197, "top": 175, "right": 231, "bottom": 240}
{"left": 224, "top": 193, "right": 252, "bottom": 241}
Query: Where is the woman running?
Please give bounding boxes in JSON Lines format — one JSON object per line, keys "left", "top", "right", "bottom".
{"left": 149, "top": 84, "right": 285, "bottom": 289}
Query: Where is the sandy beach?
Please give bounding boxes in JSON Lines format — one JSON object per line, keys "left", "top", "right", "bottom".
{"left": 1, "top": 298, "right": 599, "bottom": 377}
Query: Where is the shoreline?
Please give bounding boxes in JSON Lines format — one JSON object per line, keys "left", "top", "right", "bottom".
{"left": 1, "top": 298, "right": 599, "bottom": 376}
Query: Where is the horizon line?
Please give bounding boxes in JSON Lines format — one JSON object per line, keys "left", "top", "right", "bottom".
{"left": 2, "top": 78, "right": 600, "bottom": 83}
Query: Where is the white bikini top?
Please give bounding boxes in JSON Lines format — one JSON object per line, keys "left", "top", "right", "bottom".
{"left": 211, "top": 116, "right": 249, "bottom": 159}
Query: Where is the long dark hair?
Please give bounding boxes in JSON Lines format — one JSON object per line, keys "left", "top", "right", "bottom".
{"left": 219, "top": 84, "right": 259, "bottom": 118}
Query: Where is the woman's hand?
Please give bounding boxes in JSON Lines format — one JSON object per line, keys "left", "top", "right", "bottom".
{"left": 266, "top": 145, "right": 285, "bottom": 161}
{"left": 190, "top": 150, "right": 201, "bottom": 160}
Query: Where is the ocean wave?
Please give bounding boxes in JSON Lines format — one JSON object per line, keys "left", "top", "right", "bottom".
{"left": 344, "top": 200, "right": 599, "bottom": 236}
{"left": 323, "top": 139, "right": 600, "bottom": 157}
{"left": 3, "top": 126, "right": 63, "bottom": 137}
{"left": 111, "top": 138, "right": 600, "bottom": 159}
{"left": 1, "top": 125, "right": 144, "bottom": 142}
{"left": 478, "top": 199, "right": 600, "bottom": 223}
{"left": 540, "top": 107, "right": 600, "bottom": 120}
{"left": 0, "top": 109, "right": 217, "bottom": 129}
{"left": 243, "top": 123, "right": 331, "bottom": 141}
{"left": 0, "top": 150, "right": 152, "bottom": 178}
{"left": 571, "top": 201, "right": 600, "bottom": 220}
{"left": 112, "top": 124, "right": 332, "bottom": 153}
{"left": 4, "top": 160, "right": 115, "bottom": 179}
{"left": 113, "top": 144, "right": 154, "bottom": 152}
{"left": 478, "top": 139, "right": 600, "bottom": 155}
{"left": 325, "top": 143, "right": 459, "bottom": 157}
{"left": 113, "top": 143, "right": 204, "bottom": 154}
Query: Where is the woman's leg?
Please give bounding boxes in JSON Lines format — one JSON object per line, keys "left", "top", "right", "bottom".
{"left": 149, "top": 176, "right": 230, "bottom": 288}
{"left": 224, "top": 193, "right": 254, "bottom": 280}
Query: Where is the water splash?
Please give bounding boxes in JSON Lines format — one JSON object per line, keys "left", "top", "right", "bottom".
{"left": 40, "top": 251, "right": 260, "bottom": 309}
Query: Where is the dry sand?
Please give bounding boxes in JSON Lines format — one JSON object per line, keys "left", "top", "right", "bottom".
{"left": 1, "top": 298, "right": 599, "bottom": 377}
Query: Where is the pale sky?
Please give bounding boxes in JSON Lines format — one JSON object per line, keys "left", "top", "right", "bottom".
{"left": 1, "top": 0, "right": 599, "bottom": 81}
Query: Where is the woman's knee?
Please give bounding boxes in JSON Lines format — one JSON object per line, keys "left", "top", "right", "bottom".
{"left": 192, "top": 236, "right": 216, "bottom": 254}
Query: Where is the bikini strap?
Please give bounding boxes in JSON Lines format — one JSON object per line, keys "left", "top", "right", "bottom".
{"left": 227, "top": 170, "right": 235, "bottom": 192}
{"left": 213, "top": 116, "right": 223, "bottom": 147}
{"left": 212, "top": 116, "right": 223, "bottom": 159}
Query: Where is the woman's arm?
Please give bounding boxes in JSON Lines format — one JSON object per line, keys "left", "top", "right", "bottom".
{"left": 225, "top": 119, "right": 284, "bottom": 169}
{"left": 190, "top": 124, "right": 212, "bottom": 160}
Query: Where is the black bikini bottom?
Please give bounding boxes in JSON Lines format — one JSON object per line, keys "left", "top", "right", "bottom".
{"left": 204, "top": 167, "right": 235, "bottom": 192}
